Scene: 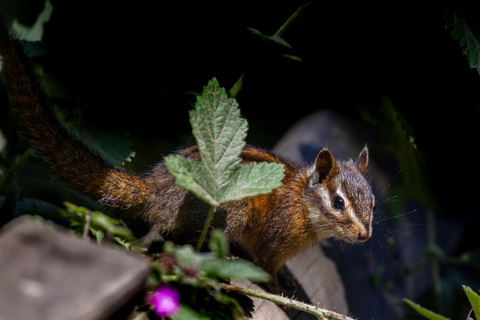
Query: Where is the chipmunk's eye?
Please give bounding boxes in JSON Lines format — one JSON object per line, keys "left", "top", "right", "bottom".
{"left": 332, "top": 196, "right": 344, "bottom": 210}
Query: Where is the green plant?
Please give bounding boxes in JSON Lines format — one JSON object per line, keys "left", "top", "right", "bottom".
{"left": 164, "top": 78, "right": 285, "bottom": 251}
{"left": 447, "top": 11, "right": 480, "bottom": 76}
{"left": 404, "top": 285, "right": 480, "bottom": 320}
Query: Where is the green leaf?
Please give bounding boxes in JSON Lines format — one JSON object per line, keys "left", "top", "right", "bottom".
{"left": 218, "top": 161, "right": 285, "bottom": 203}
{"left": 12, "top": 0, "right": 54, "bottom": 42}
{"left": 170, "top": 242, "right": 268, "bottom": 282}
{"left": 452, "top": 12, "right": 480, "bottom": 76}
{"left": 165, "top": 78, "right": 284, "bottom": 207}
{"left": 55, "top": 106, "right": 135, "bottom": 166}
{"left": 247, "top": 28, "right": 292, "bottom": 48}
{"left": 163, "top": 155, "right": 219, "bottom": 206}
{"left": 173, "top": 244, "right": 215, "bottom": 270}
{"left": 171, "top": 304, "right": 210, "bottom": 320}
{"left": 189, "top": 78, "right": 248, "bottom": 191}
{"left": 203, "top": 259, "right": 269, "bottom": 283}
{"left": 227, "top": 73, "right": 244, "bottom": 99}
{"left": 403, "top": 299, "right": 450, "bottom": 320}
{"left": 463, "top": 285, "right": 480, "bottom": 320}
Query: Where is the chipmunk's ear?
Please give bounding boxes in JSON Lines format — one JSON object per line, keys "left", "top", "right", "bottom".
{"left": 356, "top": 146, "right": 369, "bottom": 175}
{"left": 314, "top": 148, "right": 339, "bottom": 184}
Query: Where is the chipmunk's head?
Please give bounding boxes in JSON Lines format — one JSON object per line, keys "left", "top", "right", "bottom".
{"left": 304, "top": 146, "right": 375, "bottom": 243}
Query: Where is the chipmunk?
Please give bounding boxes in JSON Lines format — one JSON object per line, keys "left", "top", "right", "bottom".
{"left": 0, "top": 19, "right": 375, "bottom": 292}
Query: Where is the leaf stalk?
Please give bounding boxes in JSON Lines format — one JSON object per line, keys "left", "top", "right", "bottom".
{"left": 196, "top": 205, "right": 216, "bottom": 251}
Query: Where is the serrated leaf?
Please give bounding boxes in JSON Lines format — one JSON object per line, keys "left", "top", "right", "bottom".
{"left": 463, "top": 285, "right": 480, "bottom": 320}
{"left": 190, "top": 78, "right": 248, "bottom": 189}
{"left": 404, "top": 299, "right": 450, "bottom": 320}
{"left": 453, "top": 12, "right": 480, "bottom": 76}
{"left": 219, "top": 161, "right": 285, "bottom": 203}
{"left": 165, "top": 78, "right": 284, "bottom": 207}
{"left": 164, "top": 155, "right": 219, "bottom": 206}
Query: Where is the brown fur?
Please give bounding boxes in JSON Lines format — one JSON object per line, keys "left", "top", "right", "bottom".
{"left": 0, "top": 20, "right": 375, "bottom": 293}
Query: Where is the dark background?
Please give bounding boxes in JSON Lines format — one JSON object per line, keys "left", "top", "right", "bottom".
{"left": 1, "top": 1, "right": 480, "bottom": 319}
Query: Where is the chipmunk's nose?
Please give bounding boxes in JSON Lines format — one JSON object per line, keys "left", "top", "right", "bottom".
{"left": 357, "top": 224, "right": 371, "bottom": 241}
{"left": 357, "top": 232, "right": 369, "bottom": 241}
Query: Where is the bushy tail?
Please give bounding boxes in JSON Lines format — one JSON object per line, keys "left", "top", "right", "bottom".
{"left": 0, "top": 17, "right": 155, "bottom": 210}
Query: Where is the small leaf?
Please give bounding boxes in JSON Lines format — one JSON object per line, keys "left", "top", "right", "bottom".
{"left": 403, "top": 299, "right": 450, "bottom": 320}
{"left": 463, "top": 285, "right": 480, "bottom": 320}
{"left": 452, "top": 12, "right": 480, "bottom": 76}
{"left": 54, "top": 106, "right": 135, "bottom": 165}
{"left": 227, "top": 74, "right": 244, "bottom": 99}
{"left": 173, "top": 244, "right": 215, "bottom": 269}
{"left": 247, "top": 27, "right": 269, "bottom": 40}
{"left": 170, "top": 242, "right": 268, "bottom": 282}
{"left": 12, "top": 0, "right": 54, "bottom": 42}
{"left": 246, "top": 28, "right": 292, "bottom": 48}
{"left": 269, "top": 35, "right": 293, "bottom": 49}
{"left": 203, "top": 259, "right": 269, "bottom": 283}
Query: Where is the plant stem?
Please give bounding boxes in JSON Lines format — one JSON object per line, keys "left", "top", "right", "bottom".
{"left": 273, "top": 2, "right": 310, "bottom": 38}
{"left": 220, "top": 283, "right": 354, "bottom": 320}
{"left": 196, "top": 205, "right": 216, "bottom": 251}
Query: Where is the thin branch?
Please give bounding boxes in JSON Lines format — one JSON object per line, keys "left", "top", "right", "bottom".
{"left": 274, "top": 2, "right": 311, "bottom": 38}
{"left": 220, "top": 283, "right": 355, "bottom": 320}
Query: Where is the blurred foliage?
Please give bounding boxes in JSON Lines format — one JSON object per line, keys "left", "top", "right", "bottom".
{"left": 360, "top": 97, "right": 438, "bottom": 211}
{"left": 58, "top": 203, "right": 266, "bottom": 319}
{"left": 447, "top": 11, "right": 480, "bottom": 76}
{"left": 405, "top": 285, "right": 480, "bottom": 320}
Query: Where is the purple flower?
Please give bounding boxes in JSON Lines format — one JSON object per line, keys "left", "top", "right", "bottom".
{"left": 149, "top": 284, "right": 181, "bottom": 317}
